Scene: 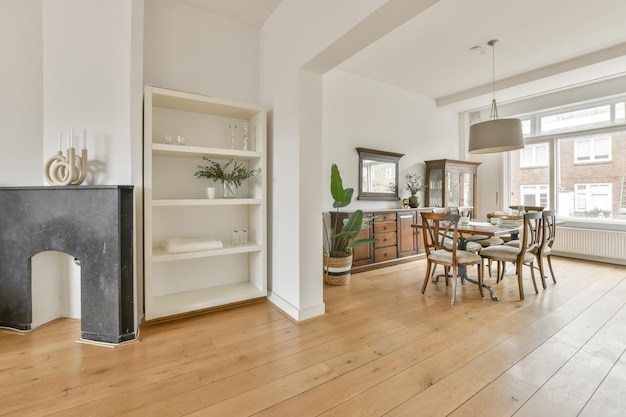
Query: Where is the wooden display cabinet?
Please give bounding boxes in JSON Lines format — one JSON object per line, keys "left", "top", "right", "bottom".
{"left": 425, "top": 159, "right": 481, "bottom": 213}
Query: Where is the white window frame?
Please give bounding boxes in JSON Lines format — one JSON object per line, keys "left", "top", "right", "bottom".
{"left": 574, "top": 183, "right": 612, "bottom": 214}
{"left": 520, "top": 184, "right": 548, "bottom": 208}
{"left": 574, "top": 136, "right": 611, "bottom": 163}
{"left": 520, "top": 143, "right": 549, "bottom": 168}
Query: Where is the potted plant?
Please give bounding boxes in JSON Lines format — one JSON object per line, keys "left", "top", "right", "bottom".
{"left": 323, "top": 163, "right": 377, "bottom": 285}
{"left": 405, "top": 172, "right": 427, "bottom": 208}
{"left": 194, "top": 158, "right": 261, "bottom": 198}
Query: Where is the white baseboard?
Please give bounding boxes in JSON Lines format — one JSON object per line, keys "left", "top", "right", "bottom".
{"left": 267, "top": 291, "right": 326, "bottom": 322}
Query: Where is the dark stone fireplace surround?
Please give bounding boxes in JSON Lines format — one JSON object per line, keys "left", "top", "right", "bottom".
{"left": 0, "top": 185, "right": 135, "bottom": 344}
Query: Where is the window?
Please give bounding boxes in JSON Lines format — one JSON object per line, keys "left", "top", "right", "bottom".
{"left": 575, "top": 183, "right": 612, "bottom": 216}
{"left": 521, "top": 185, "right": 548, "bottom": 207}
{"left": 540, "top": 104, "right": 610, "bottom": 134}
{"left": 505, "top": 96, "right": 626, "bottom": 226}
{"left": 520, "top": 143, "right": 548, "bottom": 167}
{"left": 616, "top": 102, "right": 625, "bottom": 123}
{"left": 574, "top": 137, "right": 611, "bottom": 163}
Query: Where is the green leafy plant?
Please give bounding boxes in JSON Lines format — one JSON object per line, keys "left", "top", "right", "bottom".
{"left": 324, "top": 164, "right": 377, "bottom": 258}
{"left": 405, "top": 172, "right": 427, "bottom": 195}
{"left": 194, "top": 158, "right": 260, "bottom": 187}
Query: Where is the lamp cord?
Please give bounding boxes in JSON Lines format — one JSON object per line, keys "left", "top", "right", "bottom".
{"left": 489, "top": 39, "right": 499, "bottom": 120}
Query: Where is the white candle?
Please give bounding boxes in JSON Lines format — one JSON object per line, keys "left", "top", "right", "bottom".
{"left": 82, "top": 130, "right": 86, "bottom": 150}
{"left": 68, "top": 127, "right": 74, "bottom": 148}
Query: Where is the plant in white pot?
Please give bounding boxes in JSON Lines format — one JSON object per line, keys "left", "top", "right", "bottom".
{"left": 323, "top": 163, "right": 377, "bottom": 285}
{"left": 194, "top": 158, "right": 260, "bottom": 198}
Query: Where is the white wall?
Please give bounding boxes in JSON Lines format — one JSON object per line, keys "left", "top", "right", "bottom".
{"left": 0, "top": 0, "right": 43, "bottom": 186}
{"left": 323, "top": 69, "right": 459, "bottom": 211}
{"left": 144, "top": 0, "right": 260, "bottom": 104}
{"left": 260, "top": 0, "right": 446, "bottom": 321}
{"left": 42, "top": 0, "right": 139, "bottom": 186}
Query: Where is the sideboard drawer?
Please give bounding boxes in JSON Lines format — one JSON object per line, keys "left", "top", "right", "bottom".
{"left": 374, "top": 231, "right": 396, "bottom": 248}
{"left": 374, "top": 212, "right": 396, "bottom": 222}
{"left": 374, "top": 246, "right": 398, "bottom": 263}
{"left": 373, "top": 221, "right": 396, "bottom": 234}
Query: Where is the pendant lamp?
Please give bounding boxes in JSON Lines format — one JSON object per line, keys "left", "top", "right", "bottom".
{"left": 468, "top": 40, "right": 523, "bottom": 154}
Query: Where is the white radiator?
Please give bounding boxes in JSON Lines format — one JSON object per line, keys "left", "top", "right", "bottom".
{"left": 553, "top": 227, "right": 626, "bottom": 264}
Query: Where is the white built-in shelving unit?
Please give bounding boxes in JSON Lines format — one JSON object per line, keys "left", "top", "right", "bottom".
{"left": 143, "top": 86, "right": 267, "bottom": 321}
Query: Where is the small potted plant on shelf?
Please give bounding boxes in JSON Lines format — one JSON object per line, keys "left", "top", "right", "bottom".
{"left": 194, "top": 158, "right": 261, "bottom": 198}
{"left": 405, "top": 172, "right": 427, "bottom": 208}
{"left": 323, "top": 163, "right": 377, "bottom": 285}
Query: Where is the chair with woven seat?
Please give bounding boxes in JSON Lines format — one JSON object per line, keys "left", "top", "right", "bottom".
{"left": 420, "top": 212, "right": 484, "bottom": 306}
{"left": 429, "top": 207, "right": 481, "bottom": 280}
{"left": 479, "top": 212, "right": 542, "bottom": 300}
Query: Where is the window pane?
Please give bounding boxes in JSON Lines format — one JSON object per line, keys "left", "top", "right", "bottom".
{"left": 541, "top": 105, "right": 611, "bottom": 134}
{"left": 536, "top": 144, "right": 548, "bottom": 165}
{"left": 616, "top": 102, "right": 625, "bottom": 123}
{"left": 559, "top": 131, "right": 625, "bottom": 219}
{"left": 595, "top": 138, "right": 610, "bottom": 159}
{"left": 575, "top": 140, "right": 591, "bottom": 161}
{"left": 521, "top": 119, "right": 531, "bottom": 136}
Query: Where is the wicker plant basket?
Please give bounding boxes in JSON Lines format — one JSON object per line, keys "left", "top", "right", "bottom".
{"left": 323, "top": 253, "right": 353, "bottom": 286}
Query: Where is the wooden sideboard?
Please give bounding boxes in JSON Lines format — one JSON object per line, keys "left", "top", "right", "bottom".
{"left": 330, "top": 208, "right": 430, "bottom": 273}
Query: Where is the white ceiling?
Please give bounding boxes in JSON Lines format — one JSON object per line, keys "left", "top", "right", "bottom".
{"left": 174, "top": 0, "right": 626, "bottom": 113}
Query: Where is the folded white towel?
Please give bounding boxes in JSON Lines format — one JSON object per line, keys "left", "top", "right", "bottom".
{"left": 163, "top": 237, "right": 223, "bottom": 254}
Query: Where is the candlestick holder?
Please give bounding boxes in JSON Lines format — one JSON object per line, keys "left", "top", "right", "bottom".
{"left": 45, "top": 147, "right": 88, "bottom": 186}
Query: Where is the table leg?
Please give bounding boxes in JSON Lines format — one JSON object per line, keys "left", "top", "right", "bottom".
{"left": 458, "top": 238, "right": 499, "bottom": 301}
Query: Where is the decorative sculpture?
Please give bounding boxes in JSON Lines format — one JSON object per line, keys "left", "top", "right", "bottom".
{"left": 45, "top": 128, "right": 88, "bottom": 186}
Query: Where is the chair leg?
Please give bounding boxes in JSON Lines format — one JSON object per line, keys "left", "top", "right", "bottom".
{"left": 497, "top": 261, "right": 505, "bottom": 283}
{"left": 537, "top": 253, "right": 548, "bottom": 289}
{"left": 516, "top": 261, "right": 525, "bottom": 300}
{"left": 547, "top": 255, "right": 557, "bottom": 284}
{"left": 421, "top": 261, "right": 431, "bottom": 294}
{"left": 477, "top": 262, "right": 485, "bottom": 298}
{"left": 529, "top": 262, "right": 539, "bottom": 294}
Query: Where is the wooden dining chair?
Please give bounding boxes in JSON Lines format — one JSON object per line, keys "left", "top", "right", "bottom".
{"left": 503, "top": 209, "right": 557, "bottom": 289}
{"left": 479, "top": 212, "right": 542, "bottom": 300}
{"left": 420, "top": 212, "right": 484, "bottom": 306}
{"left": 429, "top": 207, "right": 481, "bottom": 279}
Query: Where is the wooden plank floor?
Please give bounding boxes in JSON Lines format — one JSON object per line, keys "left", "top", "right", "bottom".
{"left": 1, "top": 257, "right": 625, "bottom": 416}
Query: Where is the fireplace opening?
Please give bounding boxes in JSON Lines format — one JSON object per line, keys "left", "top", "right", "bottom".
{"left": 30, "top": 251, "right": 81, "bottom": 329}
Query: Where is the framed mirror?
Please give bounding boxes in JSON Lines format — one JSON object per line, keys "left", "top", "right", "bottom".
{"left": 357, "top": 148, "right": 404, "bottom": 201}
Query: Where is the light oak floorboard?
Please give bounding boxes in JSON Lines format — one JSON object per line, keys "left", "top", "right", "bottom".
{"left": 0, "top": 257, "right": 624, "bottom": 416}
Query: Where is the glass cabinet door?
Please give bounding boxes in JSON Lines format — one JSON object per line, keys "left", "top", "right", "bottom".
{"left": 462, "top": 172, "right": 474, "bottom": 206}
{"left": 446, "top": 170, "right": 460, "bottom": 207}
{"left": 428, "top": 168, "right": 443, "bottom": 207}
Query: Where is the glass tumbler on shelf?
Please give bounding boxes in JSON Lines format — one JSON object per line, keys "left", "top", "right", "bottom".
{"left": 176, "top": 135, "right": 186, "bottom": 145}
{"left": 242, "top": 122, "right": 249, "bottom": 151}
{"left": 229, "top": 124, "right": 237, "bottom": 149}
{"left": 231, "top": 229, "right": 240, "bottom": 246}
{"left": 240, "top": 229, "right": 248, "bottom": 245}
